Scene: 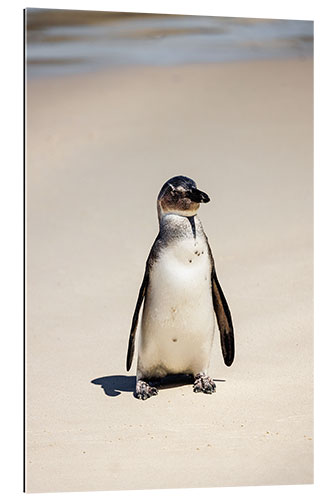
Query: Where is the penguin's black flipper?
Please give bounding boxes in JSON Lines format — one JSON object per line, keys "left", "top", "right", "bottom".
{"left": 211, "top": 268, "right": 235, "bottom": 367}
{"left": 126, "top": 266, "right": 149, "bottom": 371}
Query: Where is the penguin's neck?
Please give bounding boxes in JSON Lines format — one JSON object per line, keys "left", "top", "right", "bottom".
{"left": 187, "top": 215, "right": 196, "bottom": 239}
{"left": 159, "top": 213, "right": 201, "bottom": 243}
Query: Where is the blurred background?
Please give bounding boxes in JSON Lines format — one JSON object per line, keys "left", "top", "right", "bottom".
{"left": 26, "top": 8, "right": 313, "bottom": 78}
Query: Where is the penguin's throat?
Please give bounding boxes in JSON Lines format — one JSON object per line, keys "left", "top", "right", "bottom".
{"left": 158, "top": 199, "right": 200, "bottom": 219}
{"left": 158, "top": 205, "right": 199, "bottom": 219}
{"left": 187, "top": 215, "right": 196, "bottom": 239}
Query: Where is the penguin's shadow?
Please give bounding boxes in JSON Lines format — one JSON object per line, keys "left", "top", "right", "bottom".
{"left": 91, "top": 374, "right": 225, "bottom": 398}
{"left": 91, "top": 375, "right": 136, "bottom": 397}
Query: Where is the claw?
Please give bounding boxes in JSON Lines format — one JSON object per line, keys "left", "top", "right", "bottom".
{"left": 193, "top": 373, "right": 216, "bottom": 394}
{"left": 134, "top": 380, "right": 158, "bottom": 400}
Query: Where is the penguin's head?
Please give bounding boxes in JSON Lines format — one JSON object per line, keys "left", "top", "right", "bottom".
{"left": 157, "top": 176, "right": 210, "bottom": 218}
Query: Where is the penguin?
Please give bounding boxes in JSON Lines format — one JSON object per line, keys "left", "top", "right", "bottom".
{"left": 126, "top": 175, "right": 234, "bottom": 400}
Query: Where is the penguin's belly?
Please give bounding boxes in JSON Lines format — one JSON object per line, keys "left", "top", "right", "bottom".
{"left": 139, "top": 238, "right": 215, "bottom": 377}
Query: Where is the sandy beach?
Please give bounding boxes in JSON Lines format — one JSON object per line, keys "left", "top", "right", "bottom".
{"left": 25, "top": 58, "right": 313, "bottom": 492}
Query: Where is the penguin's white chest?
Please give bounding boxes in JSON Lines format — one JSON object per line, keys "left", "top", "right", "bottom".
{"left": 139, "top": 235, "right": 215, "bottom": 377}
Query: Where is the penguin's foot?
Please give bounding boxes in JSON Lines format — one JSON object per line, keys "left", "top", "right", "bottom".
{"left": 193, "top": 373, "right": 216, "bottom": 394}
{"left": 134, "top": 380, "right": 158, "bottom": 400}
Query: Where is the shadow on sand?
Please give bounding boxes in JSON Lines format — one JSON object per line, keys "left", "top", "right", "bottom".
{"left": 91, "top": 375, "right": 136, "bottom": 397}
{"left": 91, "top": 374, "right": 225, "bottom": 398}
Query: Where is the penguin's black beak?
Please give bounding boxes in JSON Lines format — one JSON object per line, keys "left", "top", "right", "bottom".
{"left": 188, "top": 188, "right": 210, "bottom": 204}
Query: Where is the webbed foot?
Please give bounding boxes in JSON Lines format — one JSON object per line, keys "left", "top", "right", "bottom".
{"left": 193, "top": 373, "right": 216, "bottom": 394}
{"left": 134, "top": 380, "right": 158, "bottom": 400}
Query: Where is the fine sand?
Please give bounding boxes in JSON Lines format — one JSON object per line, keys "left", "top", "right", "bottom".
{"left": 25, "top": 58, "right": 313, "bottom": 493}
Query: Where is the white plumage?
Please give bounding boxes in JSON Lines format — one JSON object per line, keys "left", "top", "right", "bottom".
{"left": 137, "top": 214, "right": 215, "bottom": 378}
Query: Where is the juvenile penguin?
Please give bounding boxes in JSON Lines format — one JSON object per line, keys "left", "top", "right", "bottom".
{"left": 126, "top": 175, "right": 234, "bottom": 399}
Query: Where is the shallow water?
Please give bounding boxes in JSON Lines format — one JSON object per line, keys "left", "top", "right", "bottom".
{"left": 25, "top": 9, "right": 313, "bottom": 78}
